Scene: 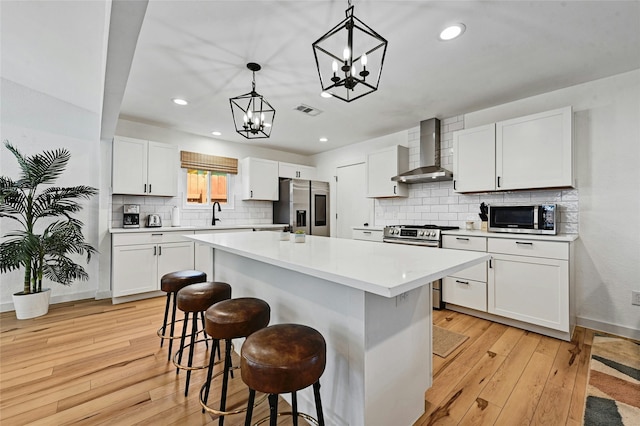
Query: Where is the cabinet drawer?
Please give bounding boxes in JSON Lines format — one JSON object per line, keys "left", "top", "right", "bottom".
{"left": 113, "top": 231, "right": 194, "bottom": 246}
{"left": 443, "top": 277, "right": 487, "bottom": 311}
{"left": 352, "top": 229, "right": 383, "bottom": 242}
{"left": 450, "top": 262, "right": 487, "bottom": 282}
{"left": 488, "top": 238, "right": 568, "bottom": 260}
{"left": 443, "top": 235, "right": 487, "bottom": 252}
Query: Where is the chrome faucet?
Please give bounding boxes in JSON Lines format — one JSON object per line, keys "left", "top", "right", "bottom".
{"left": 212, "top": 201, "right": 221, "bottom": 225}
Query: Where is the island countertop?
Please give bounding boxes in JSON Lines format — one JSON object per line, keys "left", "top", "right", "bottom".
{"left": 188, "top": 232, "right": 490, "bottom": 298}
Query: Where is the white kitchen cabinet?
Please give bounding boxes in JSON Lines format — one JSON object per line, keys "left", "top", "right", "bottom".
{"left": 452, "top": 124, "right": 496, "bottom": 193}
{"left": 442, "top": 235, "right": 488, "bottom": 311}
{"left": 278, "top": 162, "right": 316, "bottom": 180}
{"left": 241, "top": 157, "right": 279, "bottom": 200}
{"left": 112, "top": 232, "right": 194, "bottom": 298}
{"left": 112, "top": 136, "right": 178, "bottom": 196}
{"left": 194, "top": 229, "right": 252, "bottom": 277}
{"left": 488, "top": 237, "right": 570, "bottom": 332}
{"left": 352, "top": 228, "right": 384, "bottom": 242}
{"left": 366, "top": 145, "right": 409, "bottom": 198}
{"left": 452, "top": 106, "right": 573, "bottom": 193}
{"left": 496, "top": 107, "right": 573, "bottom": 190}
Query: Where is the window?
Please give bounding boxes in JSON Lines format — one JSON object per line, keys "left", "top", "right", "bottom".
{"left": 180, "top": 150, "right": 238, "bottom": 209}
{"left": 185, "top": 169, "right": 233, "bottom": 207}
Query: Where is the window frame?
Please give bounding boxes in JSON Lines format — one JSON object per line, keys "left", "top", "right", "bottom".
{"left": 181, "top": 168, "right": 235, "bottom": 210}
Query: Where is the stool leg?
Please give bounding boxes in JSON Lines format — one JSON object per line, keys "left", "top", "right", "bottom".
{"left": 184, "top": 312, "right": 199, "bottom": 397}
{"left": 268, "top": 393, "right": 278, "bottom": 426}
{"left": 313, "top": 381, "right": 325, "bottom": 426}
{"left": 176, "top": 312, "right": 189, "bottom": 374}
{"left": 292, "top": 392, "right": 298, "bottom": 426}
{"left": 200, "top": 311, "right": 209, "bottom": 349}
{"left": 202, "top": 338, "right": 218, "bottom": 410}
{"left": 160, "top": 292, "right": 171, "bottom": 348}
{"left": 244, "top": 389, "right": 256, "bottom": 426}
{"left": 168, "top": 292, "right": 179, "bottom": 361}
{"left": 219, "top": 339, "right": 232, "bottom": 426}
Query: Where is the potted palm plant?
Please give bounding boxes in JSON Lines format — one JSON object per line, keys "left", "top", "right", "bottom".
{"left": 0, "top": 141, "right": 97, "bottom": 319}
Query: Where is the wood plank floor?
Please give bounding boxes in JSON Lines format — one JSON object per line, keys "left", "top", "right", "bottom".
{"left": 0, "top": 297, "right": 593, "bottom": 425}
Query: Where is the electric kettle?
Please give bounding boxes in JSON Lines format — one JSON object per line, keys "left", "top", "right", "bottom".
{"left": 146, "top": 214, "right": 162, "bottom": 227}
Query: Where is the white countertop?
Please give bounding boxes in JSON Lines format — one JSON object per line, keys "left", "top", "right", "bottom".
{"left": 188, "top": 232, "right": 490, "bottom": 298}
{"left": 442, "top": 229, "right": 579, "bottom": 242}
{"left": 109, "top": 224, "right": 287, "bottom": 234}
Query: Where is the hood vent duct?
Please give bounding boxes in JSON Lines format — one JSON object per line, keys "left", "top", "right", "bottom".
{"left": 391, "top": 118, "right": 453, "bottom": 183}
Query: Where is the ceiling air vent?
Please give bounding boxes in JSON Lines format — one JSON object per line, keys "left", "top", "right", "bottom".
{"left": 294, "top": 104, "right": 323, "bottom": 116}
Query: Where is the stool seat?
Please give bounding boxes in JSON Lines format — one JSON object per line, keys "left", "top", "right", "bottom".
{"left": 241, "top": 324, "right": 326, "bottom": 395}
{"left": 161, "top": 270, "right": 207, "bottom": 293}
{"left": 205, "top": 298, "right": 270, "bottom": 340}
{"left": 177, "top": 282, "right": 232, "bottom": 313}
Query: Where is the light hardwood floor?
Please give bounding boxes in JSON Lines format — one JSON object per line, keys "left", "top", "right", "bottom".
{"left": 1, "top": 297, "right": 592, "bottom": 425}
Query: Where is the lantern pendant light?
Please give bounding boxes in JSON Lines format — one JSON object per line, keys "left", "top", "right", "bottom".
{"left": 229, "top": 63, "right": 275, "bottom": 139}
{"left": 312, "top": 0, "right": 388, "bottom": 102}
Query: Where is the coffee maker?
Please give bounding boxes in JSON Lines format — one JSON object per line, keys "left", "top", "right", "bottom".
{"left": 123, "top": 204, "right": 140, "bottom": 228}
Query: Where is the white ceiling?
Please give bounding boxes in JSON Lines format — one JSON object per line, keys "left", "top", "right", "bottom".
{"left": 118, "top": 1, "right": 640, "bottom": 155}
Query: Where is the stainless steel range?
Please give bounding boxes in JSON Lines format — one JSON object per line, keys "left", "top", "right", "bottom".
{"left": 383, "top": 224, "right": 459, "bottom": 309}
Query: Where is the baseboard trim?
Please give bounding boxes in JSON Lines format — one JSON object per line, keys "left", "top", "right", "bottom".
{"left": 1, "top": 290, "right": 98, "bottom": 313}
{"left": 576, "top": 316, "right": 640, "bottom": 341}
{"left": 95, "top": 291, "right": 112, "bottom": 300}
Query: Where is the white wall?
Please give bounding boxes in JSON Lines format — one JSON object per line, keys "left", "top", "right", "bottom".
{"left": 313, "top": 70, "right": 640, "bottom": 339}
{"left": 464, "top": 70, "right": 640, "bottom": 338}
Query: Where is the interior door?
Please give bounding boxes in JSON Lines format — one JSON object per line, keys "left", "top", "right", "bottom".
{"left": 336, "top": 163, "right": 373, "bottom": 239}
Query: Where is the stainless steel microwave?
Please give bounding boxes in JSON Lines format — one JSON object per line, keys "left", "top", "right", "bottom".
{"left": 488, "top": 204, "right": 558, "bottom": 235}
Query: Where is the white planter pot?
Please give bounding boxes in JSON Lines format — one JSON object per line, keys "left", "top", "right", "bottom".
{"left": 12, "top": 288, "right": 51, "bottom": 319}
{"left": 294, "top": 233, "right": 306, "bottom": 243}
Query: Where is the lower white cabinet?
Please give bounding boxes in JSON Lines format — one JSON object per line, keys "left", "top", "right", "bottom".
{"left": 488, "top": 237, "right": 570, "bottom": 332}
{"left": 442, "top": 232, "right": 574, "bottom": 339}
{"left": 352, "top": 228, "right": 383, "bottom": 242}
{"left": 112, "top": 232, "right": 194, "bottom": 297}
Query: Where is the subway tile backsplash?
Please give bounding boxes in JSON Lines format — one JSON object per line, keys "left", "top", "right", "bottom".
{"left": 374, "top": 116, "right": 579, "bottom": 234}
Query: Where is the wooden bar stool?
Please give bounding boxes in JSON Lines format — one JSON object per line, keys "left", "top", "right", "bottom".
{"left": 201, "top": 298, "right": 271, "bottom": 426}
{"left": 174, "top": 281, "right": 232, "bottom": 396}
{"left": 158, "top": 270, "right": 207, "bottom": 361}
{"left": 241, "top": 324, "right": 326, "bottom": 426}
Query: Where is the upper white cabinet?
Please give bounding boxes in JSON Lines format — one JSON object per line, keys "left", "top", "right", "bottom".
{"left": 241, "top": 157, "right": 279, "bottom": 200}
{"left": 112, "top": 136, "right": 178, "bottom": 196}
{"left": 452, "top": 124, "right": 496, "bottom": 193}
{"left": 366, "top": 145, "right": 409, "bottom": 198}
{"left": 278, "top": 162, "right": 316, "bottom": 180}
{"left": 453, "top": 106, "right": 573, "bottom": 193}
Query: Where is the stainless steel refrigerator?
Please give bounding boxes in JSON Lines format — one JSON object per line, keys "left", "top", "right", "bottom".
{"left": 273, "top": 178, "right": 329, "bottom": 236}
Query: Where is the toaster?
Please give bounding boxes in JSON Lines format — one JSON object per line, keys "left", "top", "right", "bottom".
{"left": 146, "top": 214, "right": 162, "bottom": 227}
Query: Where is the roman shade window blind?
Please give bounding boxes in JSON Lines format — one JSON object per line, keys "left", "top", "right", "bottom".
{"left": 180, "top": 151, "right": 238, "bottom": 174}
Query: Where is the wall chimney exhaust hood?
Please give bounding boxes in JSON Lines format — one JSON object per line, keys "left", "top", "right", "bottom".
{"left": 391, "top": 118, "right": 453, "bottom": 183}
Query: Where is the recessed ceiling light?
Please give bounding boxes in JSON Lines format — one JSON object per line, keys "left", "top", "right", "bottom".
{"left": 172, "top": 98, "right": 188, "bottom": 106}
{"left": 319, "top": 137, "right": 328, "bottom": 143}
{"left": 320, "top": 91, "right": 332, "bottom": 98}
{"left": 439, "top": 24, "right": 466, "bottom": 41}
{"left": 211, "top": 131, "right": 222, "bottom": 136}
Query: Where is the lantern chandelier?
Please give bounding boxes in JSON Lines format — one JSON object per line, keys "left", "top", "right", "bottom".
{"left": 229, "top": 63, "right": 276, "bottom": 139}
{"left": 312, "top": 0, "right": 388, "bottom": 102}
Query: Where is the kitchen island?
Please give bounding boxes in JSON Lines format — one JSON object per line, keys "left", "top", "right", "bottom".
{"left": 189, "top": 232, "right": 490, "bottom": 426}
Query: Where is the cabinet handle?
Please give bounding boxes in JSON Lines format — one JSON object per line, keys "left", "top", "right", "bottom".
{"left": 250, "top": 190, "right": 253, "bottom": 198}
{"left": 151, "top": 233, "right": 163, "bottom": 236}
{"left": 393, "top": 185, "right": 396, "bottom": 195}
{"left": 158, "top": 246, "right": 162, "bottom": 255}
{"left": 516, "top": 241, "right": 533, "bottom": 245}
{"left": 144, "top": 183, "right": 147, "bottom": 193}
{"left": 153, "top": 246, "right": 156, "bottom": 256}
{"left": 497, "top": 176, "right": 501, "bottom": 188}
{"left": 456, "top": 237, "right": 469, "bottom": 241}
{"left": 149, "top": 184, "right": 152, "bottom": 193}
{"left": 363, "top": 231, "right": 372, "bottom": 234}
{"left": 489, "top": 258, "right": 493, "bottom": 268}
{"left": 453, "top": 180, "right": 456, "bottom": 190}
{"left": 455, "top": 280, "right": 470, "bottom": 285}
